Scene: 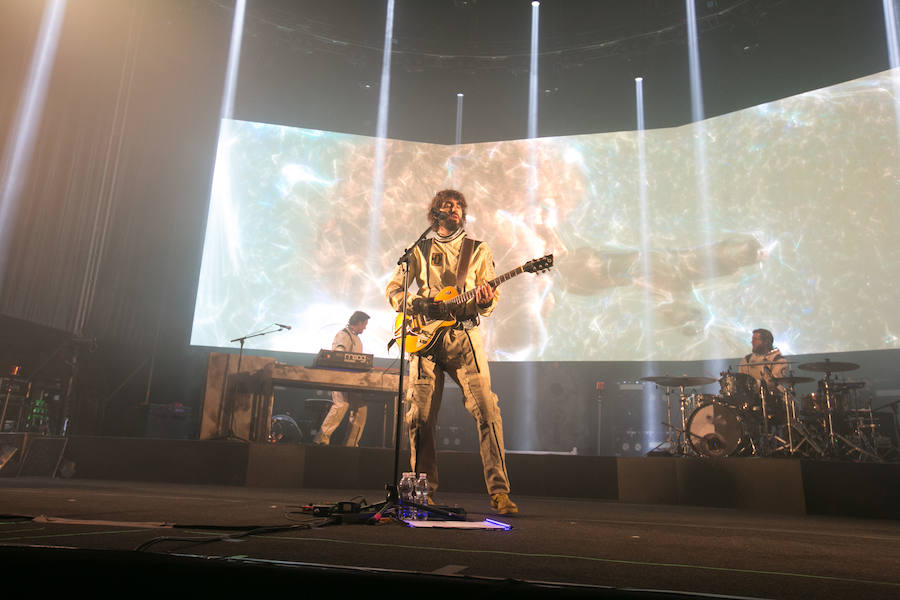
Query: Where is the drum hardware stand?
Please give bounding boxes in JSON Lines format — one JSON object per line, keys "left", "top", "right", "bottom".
{"left": 820, "top": 375, "right": 840, "bottom": 453}
{"left": 658, "top": 421, "right": 702, "bottom": 456}
{"left": 787, "top": 421, "right": 825, "bottom": 457}
{"left": 834, "top": 431, "right": 881, "bottom": 462}
{"left": 678, "top": 385, "right": 692, "bottom": 456}
{"left": 676, "top": 385, "right": 714, "bottom": 456}
{"left": 759, "top": 427, "right": 791, "bottom": 456}
{"left": 782, "top": 387, "right": 794, "bottom": 453}
{"left": 781, "top": 379, "right": 824, "bottom": 457}
{"left": 773, "top": 433, "right": 792, "bottom": 454}
{"left": 851, "top": 397, "right": 882, "bottom": 460}
{"left": 758, "top": 364, "right": 799, "bottom": 457}
{"left": 775, "top": 377, "right": 813, "bottom": 456}
{"left": 816, "top": 376, "right": 880, "bottom": 461}
{"left": 834, "top": 396, "right": 882, "bottom": 462}
{"left": 655, "top": 420, "right": 682, "bottom": 454}
{"left": 640, "top": 375, "right": 718, "bottom": 457}
{"left": 754, "top": 380, "right": 779, "bottom": 456}
{"left": 649, "top": 385, "right": 692, "bottom": 456}
{"left": 755, "top": 430, "right": 790, "bottom": 457}
{"left": 796, "top": 359, "right": 859, "bottom": 456}
{"left": 659, "top": 420, "right": 715, "bottom": 456}
{"left": 650, "top": 386, "right": 681, "bottom": 455}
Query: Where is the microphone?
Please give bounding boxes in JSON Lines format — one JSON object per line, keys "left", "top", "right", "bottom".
{"left": 430, "top": 208, "right": 451, "bottom": 220}
{"left": 275, "top": 323, "right": 292, "bottom": 330}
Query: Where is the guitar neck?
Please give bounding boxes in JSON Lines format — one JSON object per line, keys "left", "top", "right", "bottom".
{"left": 448, "top": 266, "right": 525, "bottom": 305}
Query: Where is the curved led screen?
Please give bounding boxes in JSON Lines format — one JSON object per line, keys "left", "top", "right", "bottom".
{"left": 191, "top": 69, "right": 900, "bottom": 361}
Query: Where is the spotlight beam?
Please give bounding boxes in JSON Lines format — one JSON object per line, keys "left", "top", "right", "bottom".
{"left": 636, "top": 76, "right": 659, "bottom": 449}
{"left": 0, "top": 0, "right": 67, "bottom": 281}
{"left": 882, "top": 0, "right": 900, "bottom": 148}
{"left": 455, "top": 93, "right": 464, "bottom": 145}
{"left": 367, "top": 0, "right": 395, "bottom": 271}
{"left": 518, "top": 0, "right": 541, "bottom": 451}
{"left": 685, "top": 0, "right": 705, "bottom": 123}
{"left": 685, "top": 0, "right": 722, "bottom": 367}
{"left": 528, "top": 2, "right": 540, "bottom": 140}
{"left": 220, "top": 0, "right": 246, "bottom": 121}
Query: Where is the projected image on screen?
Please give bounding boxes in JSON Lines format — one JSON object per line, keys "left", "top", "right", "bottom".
{"left": 191, "top": 69, "right": 900, "bottom": 361}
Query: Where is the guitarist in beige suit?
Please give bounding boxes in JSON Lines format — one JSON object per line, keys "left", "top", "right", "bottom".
{"left": 385, "top": 189, "right": 517, "bottom": 515}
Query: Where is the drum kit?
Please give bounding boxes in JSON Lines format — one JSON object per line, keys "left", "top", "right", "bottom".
{"left": 641, "top": 358, "right": 887, "bottom": 461}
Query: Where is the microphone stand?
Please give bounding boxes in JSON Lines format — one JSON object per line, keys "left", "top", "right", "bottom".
{"left": 222, "top": 324, "right": 289, "bottom": 440}
{"left": 373, "top": 222, "right": 437, "bottom": 517}
{"left": 230, "top": 325, "right": 288, "bottom": 373}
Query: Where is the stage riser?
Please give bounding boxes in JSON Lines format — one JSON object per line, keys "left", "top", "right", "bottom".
{"left": 617, "top": 457, "right": 807, "bottom": 515}
{"left": 66, "top": 437, "right": 250, "bottom": 486}
{"left": 18, "top": 436, "right": 899, "bottom": 520}
{"left": 800, "top": 461, "right": 900, "bottom": 519}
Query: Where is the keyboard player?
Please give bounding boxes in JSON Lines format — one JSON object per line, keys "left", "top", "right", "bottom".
{"left": 314, "top": 311, "right": 370, "bottom": 446}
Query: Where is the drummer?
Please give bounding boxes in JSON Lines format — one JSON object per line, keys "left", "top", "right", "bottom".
{"left": 739, "top": 328, "right": 789, "bottom": 393}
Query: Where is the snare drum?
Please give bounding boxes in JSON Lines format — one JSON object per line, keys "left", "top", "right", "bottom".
{"left": 686, "top": 403, "right": 752, "bottom": 457}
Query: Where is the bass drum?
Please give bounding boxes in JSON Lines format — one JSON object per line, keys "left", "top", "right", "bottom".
{"left": 687, "top": 403, "right": 752, "bottom": 457}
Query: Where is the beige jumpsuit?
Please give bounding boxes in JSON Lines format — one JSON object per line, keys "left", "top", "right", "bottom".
{"left": 386, "top": 229, "right": 511, "bottom": 495}
{"left": 315, "top": 327, "right": 368, "bottom": 446}
{"left": 738, "top": 348, "right": 789, "bottom": 391}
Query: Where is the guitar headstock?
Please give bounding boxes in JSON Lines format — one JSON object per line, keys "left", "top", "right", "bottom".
{"left": 524, "top": 254, "right": 554, "bottom": 274}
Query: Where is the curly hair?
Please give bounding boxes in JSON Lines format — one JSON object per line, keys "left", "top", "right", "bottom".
{"left": 428, "top": 189, "right": 467, "bottom": 228}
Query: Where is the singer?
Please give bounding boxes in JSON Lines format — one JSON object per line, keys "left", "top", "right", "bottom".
{"left": 314, "top": 310, "right": 370, "bottom": 446}
{"left": 385, "top": 189, "right": 517, "bottom": 515}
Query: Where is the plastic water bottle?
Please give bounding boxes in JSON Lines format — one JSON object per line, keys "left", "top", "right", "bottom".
{"left": 398, "top": 472, "right": 415, "bottom": 520}
{"left": 414, "top": 473, "right": 430, "bottom": 520}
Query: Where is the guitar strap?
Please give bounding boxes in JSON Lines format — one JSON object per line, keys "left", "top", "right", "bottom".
{"left": 455, "top": 237, "right": 475, "bottom": 292}
{"left": 418, "top": 238, "right": 433, "bottom": 289}
{"left": 453, "top": 237, "right": 478, "bottom": 330}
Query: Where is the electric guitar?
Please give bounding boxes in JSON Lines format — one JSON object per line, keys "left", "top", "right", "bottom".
{"left": 392, "top": 254, "right": 554, "bottom": 356}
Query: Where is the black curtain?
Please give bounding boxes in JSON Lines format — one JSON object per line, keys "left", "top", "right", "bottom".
{"left": 0, "top": 0, "right": 232, "bottom": 433}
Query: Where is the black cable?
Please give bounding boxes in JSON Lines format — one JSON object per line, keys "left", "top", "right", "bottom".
{"left": 134, "top": 519, "right": 334, "bottom": 553}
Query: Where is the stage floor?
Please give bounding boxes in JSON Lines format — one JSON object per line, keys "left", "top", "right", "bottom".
{"left": 0, "top": 477, "right": 898, "bottom": 599}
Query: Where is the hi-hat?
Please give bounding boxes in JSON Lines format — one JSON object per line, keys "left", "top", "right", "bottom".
{"left": 640, "top": 375, "right": 717, "bottom": 387}
{"left": 798, "top": 360, "right": 860, "bottom": 373}
{"left": 773, "top": 376, "right": 815, "bottom": 385}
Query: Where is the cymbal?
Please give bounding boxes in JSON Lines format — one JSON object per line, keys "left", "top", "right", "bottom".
{"left": 640, "top": 375, "right": 717, "bottom": 387}
{"left": 736, "top": 360, "right": 794, "bottom": 367}
{"left": 773, "top": 376, "right": 815, "bottom": 385}
{"left": 832, "top": 381, "right": 866, "bottom": 390}
{"left": 798, "top": 360, "right": 860, "bottom": 373}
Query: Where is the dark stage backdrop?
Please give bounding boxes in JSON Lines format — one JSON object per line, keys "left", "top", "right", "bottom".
{"left": 0, "top": 0, "right": 229, "bottom": 341}
{"left": 0, "top": 1, "right": 229, "bottom": 433}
